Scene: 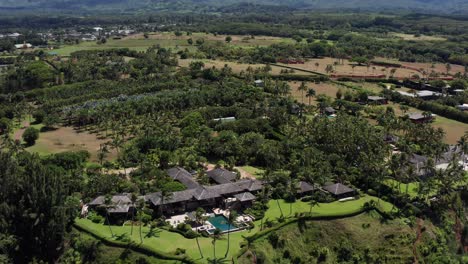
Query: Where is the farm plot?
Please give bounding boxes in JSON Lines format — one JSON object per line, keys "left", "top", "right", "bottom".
{"left": 277, "top": 57, "right": 417, "bottom": 79}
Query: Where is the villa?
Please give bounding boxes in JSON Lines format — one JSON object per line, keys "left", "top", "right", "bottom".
{"left": 322, "top": 183, "right": 355, "bottom": 199}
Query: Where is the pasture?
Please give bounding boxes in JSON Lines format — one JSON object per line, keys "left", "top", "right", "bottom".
{"left": 277, "top": 57, "right": 417, "bottom": 79}
{"left": 26, "top": 126, "right": 117, "bottom": 161}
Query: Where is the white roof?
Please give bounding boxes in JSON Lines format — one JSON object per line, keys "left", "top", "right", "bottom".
{"left": 15, "top": 43, "right": 32, "bottom": 49}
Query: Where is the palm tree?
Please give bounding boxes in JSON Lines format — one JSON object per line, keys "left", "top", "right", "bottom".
{"left": 225, "top": 210, "right": 238, "bottom": 258}
{"left": 195, "top": 207, "right": 207, "bottom": 259}
{"left": 306, "top": 88, "right": 316, "bottom": 106}
{"left": 298, "top": 82, "right": 307, "bottom": 104}
{"left": 211, "top": 228, "right": 222, "bottom": 261}
{"left": 137, "top": 199, "right": 145, "bottom": 244}
{"left": 130, "top": 193, "right": 138, "bottom": 236}
{"left": 288, "top": 179, "right": 299, "bottom": 215}
{"left": 457, "top": 134, "right": 467, "bottom": 169}
{"left": 309, "top": 197, "right": 319, "bottom": 215}
{"left": 103, "top": 195, "right": 115, "bottom": 237}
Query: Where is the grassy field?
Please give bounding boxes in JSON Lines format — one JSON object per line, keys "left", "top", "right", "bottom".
{"left": 76, "top": 196, "right": 394, "bottom": 262}
{"left": 73, "top": 230, "right": 178, "bottom": 264}
{"left": 289, "top": 81, "right": 346, "bottom": 105}
{"left": 26, "top": 126, "right": 117, "bottom": 161}
{"left": 178, "top": 58, "right": 314, "bottom": 76}
{"left": 50, "top": 32, "right": 294, "bottom": 56}
{"left": 237, "top": 165, "right": 265, "bottom": 178}
{"left": 391, "top": 33, "right": 446, "bottom": 41}
{"left": 374, "top": 57, "right": 465, "bottom": 76}
{"left": 277, "top": 57, "right": 417, "bottom": 78}
{"left": 388, "top": 102, "right": 468, "bottom": 144}
{"left": 384, "top": 179, "right": 421, "bottom": 198}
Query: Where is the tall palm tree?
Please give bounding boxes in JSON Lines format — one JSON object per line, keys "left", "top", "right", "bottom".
{"left": 211, "top": 228, "right": 222, "bottom": 261}
{"left": 103, "top": 195, "right": 114, "bottom": 237}
{"left": 288, "top": 179, "right": 299, "bottom": 215}
{"left": 130, "top": 193, "right": 138, "bottom": 236}
{"left": 306, "top": 88, "right": 316, "bottom": 106}
{"left": 225, "top": 210, "right": 238, "bottom": 258}
{"left": 137, "top": 199, "right": 145, "bottom": 244}
{"left": 298, "top": 82, "right": 307, "bottom": 104}
{"left": 195, "top": 207, "right": 207, "bottom": 259}
{"left": 457, "top": 134, "right": 467, "bottom": 168}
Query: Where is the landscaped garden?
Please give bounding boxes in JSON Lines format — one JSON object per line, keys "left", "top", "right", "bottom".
{"left": 75, "top": 195, "right": 395, "bottom": 262}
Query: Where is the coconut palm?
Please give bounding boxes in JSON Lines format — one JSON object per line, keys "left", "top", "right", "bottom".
{"left": 103, "top": 195, "right": 114, "bottom": 237}
{"left": 130, "top": 193, "right": 138, "bottom": 236}
{"left": 211, "top": 228, "right": 223, "bottom": 261}
{"left": 225, "top": 210, "right": 238, "bottom": 258}
{"left": 195, "top": 207, "right": 207, "bottom": 258}
{"left": 298, "top": 82, "right": 307, "bottom": 104}
{"left": 306, "top": 88, "right": 316, "bottom": 106}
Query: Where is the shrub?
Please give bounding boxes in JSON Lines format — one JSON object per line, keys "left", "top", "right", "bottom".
{"left": 88, "top": 212, "right": 104, "bottom": 224}
{"left": 22, "top": 127, "right": 39, "bottom": 146}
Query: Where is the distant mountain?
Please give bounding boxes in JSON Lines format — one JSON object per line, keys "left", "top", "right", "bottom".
{"left": 0, "top": 0, "right": 467, "bottom": 13}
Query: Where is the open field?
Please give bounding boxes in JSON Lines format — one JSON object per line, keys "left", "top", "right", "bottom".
{"left": 26, "top": 126, "right": 117, "bottom": 161}
{"left": 289, "top": 81, "right": 346, "bottom": 105}
{"left": 278, "top": 57, "right": 417, "bottom": 78}
{"left": 131, "top": 32, "right": 294, "bottom": 46}
{"left": 375, "top": 57, "right": 466, "bottom": 76}
{"left": 50, "top": 32, "right": 293, "bottom": 56}
{"left": 76, "top": 196, "right": 394, "bottom": 262}
{"left": 385, "top": 102, "right": 468, "bottom": 144}
{"left": 391, "top": 33, "right": 447, "bottom": 41}
{"left": 178, "top": 58, "right": 314, "bottom": 76}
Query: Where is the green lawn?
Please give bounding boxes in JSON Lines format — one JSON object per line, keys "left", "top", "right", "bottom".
{"left": 238, "top": 165, "right": 265, "bottom": 178}
{"left": 76, "top": 195, "right": 394, "bottom": 262}
{"left": 384, "top": 179, "right": 420, "bottom": 198}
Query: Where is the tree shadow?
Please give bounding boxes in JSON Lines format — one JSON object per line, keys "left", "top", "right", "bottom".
{"left": 40, "top": 126, "right": 58, "bottom": 132}
{"left": 144, "top": 227, "right": 162, "bottom": 238}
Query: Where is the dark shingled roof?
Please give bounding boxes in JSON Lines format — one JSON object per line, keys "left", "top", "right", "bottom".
{"left": 89, "top": 193, "right": 134, "bottom": 213}
{"left": 167, "top": 167, "right": 200, "bottom": 189}
{"left": 297, "top": 181, "right": 315, "bottom": 194}
{"left": 235, "top": 179, "right": 263, "bottom": 192}
{"left": 323, "top": 183, "right": 354, "bottom": 196}
{"left": 234, "top": 192, "right": 256, "bottom": 202}
{"left": 207, "top": 168, "right": 237, "bottom": 184}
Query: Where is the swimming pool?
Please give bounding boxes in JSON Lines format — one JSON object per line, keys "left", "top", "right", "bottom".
{"left": 208, "top": 215, "right": 236, "bottom": 233}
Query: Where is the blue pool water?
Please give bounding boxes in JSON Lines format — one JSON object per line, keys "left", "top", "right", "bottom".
{"left": 208, "top": 215, "right": 235, "bottom": 232}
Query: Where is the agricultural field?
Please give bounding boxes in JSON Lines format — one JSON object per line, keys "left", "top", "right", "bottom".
{"left": 375, "top": 57, "right": 466, "bottom": 76}
{"left": 179, "top": 58, "right": 313, "bottom": 76}
{"left": 277, "top": 57, "right": 418, "bottom": 78}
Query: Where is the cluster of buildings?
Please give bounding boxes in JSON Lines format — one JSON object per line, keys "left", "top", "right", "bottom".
{"left": 87, "top": 167, "right": 356, "bottom": 221}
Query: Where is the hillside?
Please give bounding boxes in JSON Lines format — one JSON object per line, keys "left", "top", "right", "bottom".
{"left": 238, "top": 213, "right": 455, "bottom": 264}
{"left": 0, "top": 0, "right": 467, "bottom": 13}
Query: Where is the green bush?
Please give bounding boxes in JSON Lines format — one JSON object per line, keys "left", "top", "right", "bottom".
{"left": 22, "top": 127, "right": 39, "bottom": 146}
{"left": 88, "top": 212, "right": 104, "bottom": 224}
